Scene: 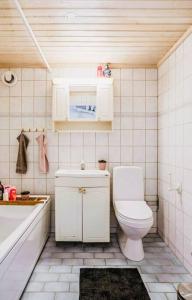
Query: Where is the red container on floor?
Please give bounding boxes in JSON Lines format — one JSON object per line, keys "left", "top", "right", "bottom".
{"left": 9, "top": 187, "right": 16, "bottom": 201}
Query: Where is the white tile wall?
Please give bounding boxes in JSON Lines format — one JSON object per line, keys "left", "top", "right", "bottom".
{"left": 0, "top": 67, "right": 158, "bottom": 233}
{"left": 158, "top": 33, "right": 192, "bottom": 274}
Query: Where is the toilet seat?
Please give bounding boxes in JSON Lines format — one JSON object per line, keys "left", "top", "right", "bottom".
{"left": 114, "top": 201, "right": 153, "bottom": 228}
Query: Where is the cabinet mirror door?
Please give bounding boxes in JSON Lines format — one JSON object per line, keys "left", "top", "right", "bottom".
{"left": 69, "top": 85, "right": 97, "bottom": 121}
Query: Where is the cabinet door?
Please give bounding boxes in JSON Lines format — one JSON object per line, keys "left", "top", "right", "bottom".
{"left": 52, "top": 85, "right": 69, "bottom": 121}
{"left": 55, "top": 187, "right": 82, "bottom": 241}
{"left": 83, "top": 187, "right": 110, "bottom": 242}
{"left": 97, "top": 83, "right": 113, "bottom": 121}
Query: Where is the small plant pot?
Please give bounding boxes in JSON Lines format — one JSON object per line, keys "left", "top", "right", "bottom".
{"left": 21, "top": 191, "right": 30, "bottom": 200}
{"left": 98, "top": 160, "right": 107, "bottom": 170}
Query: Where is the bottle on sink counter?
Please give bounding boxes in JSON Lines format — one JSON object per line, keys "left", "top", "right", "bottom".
{"left": 0, "top": 181, "right": 4, "bottom": 200}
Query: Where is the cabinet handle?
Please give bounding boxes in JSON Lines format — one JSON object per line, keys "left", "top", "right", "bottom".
{"left": 78, "top": 187, "right": 86, "bottom": 194}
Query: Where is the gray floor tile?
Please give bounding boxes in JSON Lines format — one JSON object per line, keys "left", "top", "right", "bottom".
{"left": 156, "top": 274, "right": 183, "bottom": 283}
{"left": 94, "top": 252, "right": 115, "bottom": 259}
{"left": 141, "top": 274, "right": 158, "bottom": 283}
{"left": 38, "top": 258, "right": 62, "bottom": 266}
{"left": 59, "top": 273, "right": 79, "bottom": 282}
{"left": 52, "top": 252, "right": 74, "bottom": 259}
{"left": 181, "top": 274, "right": 192, "bottom": 282}
{"left": 140, "top": 266, "right": 165, "bottom": 274}
{"left": 32, "top": 273, "right": 59, "bottom": 282}
{"left": 166, "top": 293, "right": 177, "bottom": 300}
{"left": 105, "top": 258, "right": 128, "bottom": 266}
{"left": 34, "top": 265, "right": 50, "bottom": 273}
{"left": 44, "top": 282, "right": 69, "bottom": 292}
{"left": 62, "top": 258, "right": 84, "bottom": 266}
{"left": 70, "top": 282, "right": 79, "bottom": 293}
{"left": 74, "top": 252, "right": 94, "bottom": 259}
{"left": 149, "top": 293, "right": 167, "bottom": 300}
{"left": 113, "top": 252, "right": 125, "bottom": 259}
{"left": 161, "top": 266, "right": 188, "bottom": 274}
{"left": 147, "top": 258, "right": 174, "bottom": 266}
{"left": 49, "top": 265, "right": 72, "bottom": 273}
{"left": 55, "top": 293, "right": 79, "bottom": 300}
{"left": 147, "top": 283, "right": 176, "bottom": 293}
{"left": 22, "top": 292, "right": 55, "bottom": 300}
{"left": 21, "top": 233, "right": 192, "bottom": 300}
{"left": 84, "top": 258, "right": 105, "bottom": 265}
{"left": 25, "top": 282, "right": 44, "bottom": 292}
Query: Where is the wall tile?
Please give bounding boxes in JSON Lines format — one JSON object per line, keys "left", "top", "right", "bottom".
{"left": 121, "top": 69, "right": 132, "bottom": 80}
{"left": 146, "top": 81, "right": 157, "bottom": 97}
{"left": 0, "top": 67, "right": 158, "bottom": 235}
{"left": 22, "top": 68, "right": 34, "bottom": 81}
{"left": 121, "top": 147, "right": 132, "bottom": 163}
{"left": 0, "top": 97, "right": 9, "bottom": 115}
{"left": 22, "top": 81, "right": 33, "bottom": 97}
{"left": 121, "top": 81, "right": 132, "bottom": 97}
{"left": 10, "top": 81, "right": 21, "bottom": 97}
{"left": 133, "top": 81, "right": 145, "bottom": 96}
{"left": 133, "top": 147, "right": 145, "bottom": 163}
{"left": 146, "top": 69, "right": 157, "bottom": 81}
{"left": 158, "top": 32, "right": 192, "bottom": 274}
{"left": 96, "top": 133, "right": 108, "bottom": 146}
{"left": 133, "top": 69, "right": 145, "bottom": 80}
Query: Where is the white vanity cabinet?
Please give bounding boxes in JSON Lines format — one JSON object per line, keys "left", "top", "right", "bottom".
{"left": 83, "top": 187, "right": 110, "bottom": 242}
{"left": 55, "top": 170, "right": 110, "bottom": 242}
{"left": 55, "top": 186, "right": 82, "bottom": 241}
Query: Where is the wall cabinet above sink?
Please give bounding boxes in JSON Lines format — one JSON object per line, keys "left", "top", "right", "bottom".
{"left": 52, "top": 78, "right": 113, "bottom": 131}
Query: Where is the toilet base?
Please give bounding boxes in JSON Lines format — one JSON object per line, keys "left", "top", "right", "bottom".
{"left": 118, "top": 231, "right": 144, "bottom": 261}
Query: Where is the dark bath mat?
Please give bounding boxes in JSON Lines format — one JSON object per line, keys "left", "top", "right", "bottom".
{"left": 79, "top": 268, "right": 150, "bottom": 300}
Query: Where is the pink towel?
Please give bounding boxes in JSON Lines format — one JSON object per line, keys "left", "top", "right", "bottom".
{"left": 36, "top": 134, "right": 49, "bottom": 173}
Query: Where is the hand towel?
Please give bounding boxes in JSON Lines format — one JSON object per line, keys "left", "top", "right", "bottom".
{"left": 16, "top": 133, "right": 29, "bottom": 174}
{"left": 36, "top": 133, "right": 49, "bottom": 173}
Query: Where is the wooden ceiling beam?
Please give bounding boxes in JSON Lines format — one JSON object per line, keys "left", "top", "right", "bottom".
{"left": 0, "top": 23, "right": 189, "bottom": 31}
{"left": 1, "top": 1, "right": 192, "bottom": 9}
{"left": 1, "top": 8, "right": 192, "bottom": 17}
{"left": 0, "top": 16, "right": 192, "bottom": 25}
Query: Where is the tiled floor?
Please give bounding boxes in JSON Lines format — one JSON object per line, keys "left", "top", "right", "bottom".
{"left": 22, "top": 234, "right": 192, "bottom": 300}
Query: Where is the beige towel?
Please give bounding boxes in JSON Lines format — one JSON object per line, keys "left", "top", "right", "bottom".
{"left": 16, "top": 133, "right": 29, "bottom": 174}
{"left": 36, "top": 134, "right": 49, "bottom": 173}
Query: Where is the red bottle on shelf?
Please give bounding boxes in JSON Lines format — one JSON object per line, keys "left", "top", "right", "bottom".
{"left": 97, "top": 65, "right": 103, "bottom": 77}
{"left": 9, "top": 187, "right": 16, "bottom": 202}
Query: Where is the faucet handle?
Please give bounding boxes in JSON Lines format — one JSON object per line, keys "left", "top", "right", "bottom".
{"left": 80, "top": 160, "right": 85, "bottom": 170}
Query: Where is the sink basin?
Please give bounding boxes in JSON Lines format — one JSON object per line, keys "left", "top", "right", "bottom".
{"left": 55, "top": 169, "right": 110, "bottom": 177}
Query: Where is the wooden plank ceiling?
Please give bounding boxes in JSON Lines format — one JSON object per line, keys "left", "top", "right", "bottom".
{"left": 0, "top": 0, "right": 192, "bottom": 67}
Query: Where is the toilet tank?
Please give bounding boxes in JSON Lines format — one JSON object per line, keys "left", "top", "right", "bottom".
{"left": 113, "top": 166, "right": 144, "bottom": 201}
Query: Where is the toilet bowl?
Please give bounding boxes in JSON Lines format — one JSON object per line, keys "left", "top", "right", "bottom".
{"left": 113, "top": 166, "right": 153, "bottom": 261}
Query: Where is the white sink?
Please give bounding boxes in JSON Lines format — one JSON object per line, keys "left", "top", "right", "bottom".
{"left": 55, "top": 169, "right": 110, "bottom": 177}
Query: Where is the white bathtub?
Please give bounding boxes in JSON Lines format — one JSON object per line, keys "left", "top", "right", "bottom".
{"left": 0, "top": 196, "right": 51, "bottom": 300}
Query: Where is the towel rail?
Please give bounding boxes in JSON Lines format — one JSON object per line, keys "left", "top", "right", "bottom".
{"left": 21, "top": 128, "right": 46, "bottom": 133}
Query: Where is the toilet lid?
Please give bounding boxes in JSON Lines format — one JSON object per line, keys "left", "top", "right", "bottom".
{"left": 114, "top": 201, "right": 152, "bottom": 220}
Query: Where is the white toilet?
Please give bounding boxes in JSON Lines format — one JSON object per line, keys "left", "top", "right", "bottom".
{"left": 113, "top": 166, "right": 153, "bottom": 261}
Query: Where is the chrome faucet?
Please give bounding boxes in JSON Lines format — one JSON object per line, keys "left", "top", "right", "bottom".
{"left": 80, "top": 160, "right": 86, "bottom": 170}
